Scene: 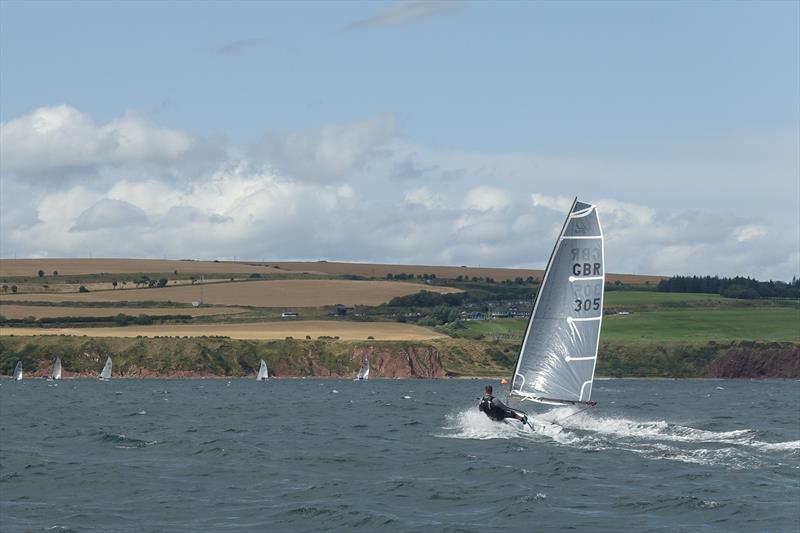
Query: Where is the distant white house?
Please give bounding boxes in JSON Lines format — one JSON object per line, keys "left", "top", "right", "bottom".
{"left": 281, "top": 311, "right": 299, "bottom": 318}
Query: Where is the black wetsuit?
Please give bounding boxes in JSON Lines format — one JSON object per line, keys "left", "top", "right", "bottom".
{"left": 478, "top": 394, "right": 519, "bottom": 422}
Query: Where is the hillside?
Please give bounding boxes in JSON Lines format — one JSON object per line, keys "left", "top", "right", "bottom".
{"left": 1, "top": 258, "right": 797, "bottom": 379}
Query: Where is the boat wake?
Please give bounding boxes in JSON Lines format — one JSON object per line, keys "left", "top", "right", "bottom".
{"left": 441, "top": 406, "right": 799, "bottom": 469}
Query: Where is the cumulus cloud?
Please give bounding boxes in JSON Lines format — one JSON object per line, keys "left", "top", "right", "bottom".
{"left": 251, "top": 116, "right": 397, "bottom": 182}
{"left": 344, "top": 0, "right": 461, "bottom": 30}
{"left": 531, "top": 193, "right": 574, "bottom": 213}
{"left": 404, "top": 187, "right": 446, "bottom": 209}
{"left": 0, "top": 105, "right": 195, "bottom": 176}
{"left": 0, "top": 105, "right": 796, "bottom": 281}
{"left": 71, "top": 199, "right": 148, "bottom": 232}
{"left": 463, "top": 186, "right": 513, "bottom": 212}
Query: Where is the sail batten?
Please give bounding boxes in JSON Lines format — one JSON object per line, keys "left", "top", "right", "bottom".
{"left": 509, "top": 198, "right": 604, "bottom": 405}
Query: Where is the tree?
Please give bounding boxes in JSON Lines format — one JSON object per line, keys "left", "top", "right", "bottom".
{"left": 52, "top": 270, "right": 58, "bottom": 276}
{"left": 112, "top": 280, "right": 118, "bottom": 289}
{"left": 157, "top": 278, "right": 168, "bottom": 288}
{"left": 37, "top": 269, "right": 45, "bottom": 277}
{"left": 79, "top": 286, "right": 89, "bottom": 293}
{"left": 1, "top": 284, "right": 7, "bottom": 293}
{"left": 11, "top": 285, "right": 18, "bottom": 293}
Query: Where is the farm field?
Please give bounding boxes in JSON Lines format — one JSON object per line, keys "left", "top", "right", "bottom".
{"left": 0, "top": 258, "right": 664, "bottom": 285}
{"left": 0, "top": 279, "right": 460, "bottom": 307}
{"left": 447, "top": 306, "right": 800, "bottom": 343}
{"left": 0, "top": 304, "right": 246, "bottom": 320}
{"left": 0, "top": 258, "right": 290, "bottom": 277}
{"left": 0, "top": 320, "right": 446, "bottom": 341}
{"left": 601, "top": 307, "right": 800, "bottom": 342}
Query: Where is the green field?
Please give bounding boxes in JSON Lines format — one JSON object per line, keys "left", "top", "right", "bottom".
{"left": 602, "top": 307, "right": 799, "bottom": 342}
{"left": 604, "top": 291, "right": 728, "bottom": 306}
{"left": 445, "top": 291, "right": 799, "bottom": 343}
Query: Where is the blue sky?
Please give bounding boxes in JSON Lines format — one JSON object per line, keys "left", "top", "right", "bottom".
{"left": 1, "top": 0, "right": 798, "bottom": 279}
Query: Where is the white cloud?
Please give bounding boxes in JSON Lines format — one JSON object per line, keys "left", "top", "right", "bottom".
{"left": 71, "top": 199, "right": 148, "bottom": 232}
{"left": 404, "top": 187, "right": 446, "bottom": 209}
{"left": 0, "top": 105, "right": 195, "bottom": 175}
{"left": 252, "top": 116, "right": 396, "bottom": 182}
{"left": 345, "top": 0, "right": 461, "bottom": 30}
{"left": 463, "top": 186, "right": 513, "bottom": 212}
{"left": 1, "top": 105, "right": 796, "bottom": 281}
{"left": 531, "top": 193, "right": 574, "bottom": 213}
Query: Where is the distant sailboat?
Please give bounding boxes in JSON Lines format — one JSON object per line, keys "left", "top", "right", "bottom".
{"left": 508, "top": 198, "right": 604, "bottom": 408}
{"left": 99, "top": 357, "right": 112, "bottom": 381}
{"left": 356, "top": 358, "right": 370, "bottom": 380}
{"left": 256, "top": 359, "right": 269, "bottom": 381}
{"left": 49, "top": 357, "right": 62, "bottom": 380}
{"left": 13, "top": 361, "right": 22, "bottom": 381}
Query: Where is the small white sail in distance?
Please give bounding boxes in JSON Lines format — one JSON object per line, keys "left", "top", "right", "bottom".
{"left": 13, "top": 361, "right": 22, "bottom": 381}
{"left": 509, "top": 198, "right": 604, "bottom": 406}
{"left": 256, "top": 359, "right": 269, "bottom": 380}
{"left": 356, "top": 359, "right": 370, "bottom": 380}
{"left": 51, "top": 357, "right": 62, "bottom": 380}
{"left": 99, "top": 357, "right": 112, "bottom": 380}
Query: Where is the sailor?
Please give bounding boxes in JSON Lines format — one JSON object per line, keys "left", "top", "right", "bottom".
{"left": 478, "top": 385, "right": 529, "bottom": 426}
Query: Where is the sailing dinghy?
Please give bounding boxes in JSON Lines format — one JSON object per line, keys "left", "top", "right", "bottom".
{"left": 99, "top": 357, "right": 112, "bottom": 381}
{"left": 256, "top": 359, "right": 269, "bottom": 381}
{"left": 13, "top": 361, "right": 22, "bottom": 381}
{"left": 508, "top": 198, "right": 604, "bottom": 413}
{"left": 49, "top": 357, "right": 62, "bottom": 380}
{"left": 355, "top": 358, "right": 369, "bottom": 380}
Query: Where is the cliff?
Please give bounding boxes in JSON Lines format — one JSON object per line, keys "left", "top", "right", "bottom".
{"left": 0, "top": 335, "right": 797, "bottom": 379}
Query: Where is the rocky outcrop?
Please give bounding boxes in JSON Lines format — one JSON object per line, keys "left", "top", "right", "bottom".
{"left": 351, "top": 345, "right": 445, "bottom": 378}
{"left": 709, "top": 342, "right": 800, "bottom": 378}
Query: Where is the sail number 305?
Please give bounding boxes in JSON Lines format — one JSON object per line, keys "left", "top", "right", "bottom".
{"left": 574, "top": 298, "right": 601, "bottom": 311}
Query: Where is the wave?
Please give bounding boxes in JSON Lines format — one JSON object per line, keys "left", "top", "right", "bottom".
{"left": 99, "top": 433, "right": 158, "bottom": 449}
{"left": 440, "top": 405, "right": 798, "bottom": 468}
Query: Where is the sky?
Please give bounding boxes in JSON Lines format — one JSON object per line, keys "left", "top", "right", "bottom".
{"left": 1, "top": 0, "right": 798, "bottom": 280}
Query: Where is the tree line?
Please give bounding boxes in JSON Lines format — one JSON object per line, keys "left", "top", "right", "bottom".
{"left": 657, "top": 275, "right": 800, "bottom": 299}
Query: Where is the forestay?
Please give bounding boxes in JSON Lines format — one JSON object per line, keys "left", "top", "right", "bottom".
{"left": 509, "top": 198, "right": 604, "bottom": 405}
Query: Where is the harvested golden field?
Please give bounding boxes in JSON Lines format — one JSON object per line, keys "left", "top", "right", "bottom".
{"left": 0, "top": 258, "right": 289, "bottom": 277}
{"left": 0, "top": 304, "right": 245, "bottom": 320}
{"left": 0, "top": 320, "right": 446, "bottom": 341}
{"left": 0, "top": 279, "right": 460, "bottom": 307}
{"left": 261, "top": 261, "right": 665, "bottom": 285}
{"left": 0, "top": 258, "right": 666, "bottom": 286}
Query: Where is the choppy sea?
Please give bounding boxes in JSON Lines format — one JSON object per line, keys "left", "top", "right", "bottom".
{"left": 1, "top": 378, "right": 798, "bottom": 532}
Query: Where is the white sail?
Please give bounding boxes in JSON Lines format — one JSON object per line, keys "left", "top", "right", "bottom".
{"left": 509, "top": 198, "right": 604, "bottom": 405}
{"left": 13, "top": 361, "right": 22, "bottom": 381}
{"left": 356, "top": 359, "right": 370, "bottom": 380}
{"left": 51, "top": 357, "right": 62, "bottom": 380}
{"left": 256, "top": 359, "right": 269, "bottom": 380}
{"left": 99, "top": 357, "right": 112, "bottom": 380}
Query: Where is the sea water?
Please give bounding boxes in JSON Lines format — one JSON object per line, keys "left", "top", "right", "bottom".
{"left": 1, "top": 378, "right": 798, "bottom": 532}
